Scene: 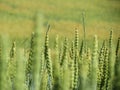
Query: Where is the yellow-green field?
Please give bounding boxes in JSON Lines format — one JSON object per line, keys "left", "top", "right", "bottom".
{"left": 0, "top": 1, "right": 120, "bottom": 90}
{"left": 0, "top": 0, "right": 120, "bottom": 40}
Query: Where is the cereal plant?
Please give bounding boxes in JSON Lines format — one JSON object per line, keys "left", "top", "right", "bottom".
{"left": 0, "top": 14, "right": 119, "bottom": 90}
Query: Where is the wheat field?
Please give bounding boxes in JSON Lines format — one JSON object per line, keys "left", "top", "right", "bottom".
{"left": 0, "top": 0, "right": 120, "bottom": 90}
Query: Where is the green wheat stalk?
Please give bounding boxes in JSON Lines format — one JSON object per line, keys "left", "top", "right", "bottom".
{"left": 89, "top": 35, "right": 98, "bottom": 90}
{"left": 0, "top": 35, "right": 10, "bottom": 90}
{"left": 113, "top": 37, "right": 120, "bottom": 90}
{"left": 44, "top": 25, "right": 53, "bottom": 90}
{"left": 108, "top": 30, "right": 115, "bottom": 90}
{"left": 14, "top": 49, "right": 26, "bottom": 90}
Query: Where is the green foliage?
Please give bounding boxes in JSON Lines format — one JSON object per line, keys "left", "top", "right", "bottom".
{"left": 108, "top": 30, "right": 116, "bottom": 90}
{"left": 114, "top": 37, "right": 120, "bottom": 90}
{"left": 0, "top": 35, "right": 10, "bottom": 90}
{"left": 14, "top": 49, "right": 26, "bottom": 90}
{"left": 89, "top": 35, "right": 98, "bottom": 90}
{"left": 0, "top": 15, "right": 119, "bottom": 90}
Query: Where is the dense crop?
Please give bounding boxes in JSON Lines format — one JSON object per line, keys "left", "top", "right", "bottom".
{"left": 0, "top": 14, "right": 120, "bottom": 90}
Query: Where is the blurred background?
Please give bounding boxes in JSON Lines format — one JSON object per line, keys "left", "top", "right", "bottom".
{"left": 0, "top": 0, "right": 119, "bottom": 40}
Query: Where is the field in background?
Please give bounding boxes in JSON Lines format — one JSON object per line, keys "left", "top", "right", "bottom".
{"left": 0, "top": 0, "right": 120, "bottom": 40}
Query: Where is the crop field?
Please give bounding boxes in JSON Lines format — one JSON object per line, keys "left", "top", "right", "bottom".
{"left": 0, "top": 0, "right": 120, "bottom": 90}
{"left": 0, "top": 0, "right": 120, "bottom": 38}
